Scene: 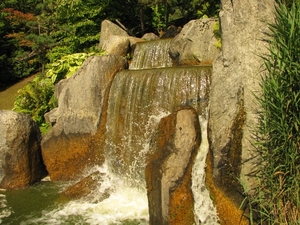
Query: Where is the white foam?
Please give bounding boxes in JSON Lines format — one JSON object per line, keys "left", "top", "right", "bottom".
{"left": 22, "top": 165, "right": 149, "bottom": 225}
{"left": 0, "top": 193, "right": 11, "bottom": 223}
{"left": 192, "top": 116, "right": 219, "bottom": 224}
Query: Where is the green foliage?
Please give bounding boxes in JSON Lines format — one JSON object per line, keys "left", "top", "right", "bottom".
{"left": 53, "top": 0, "right": 104, "bottom": 53}
{"left": 1, "top": 0, "right": 221, "bottom": 86}
{"left": 46, "top": 46, "right": 73, "bottom": 63}
{"left": 46, "top": 52, "right": 104, "bottom": 84}
{"left": 26, "top": 32, "right": 56, "bottom": 70}
{"left": 249, "top": 1, "right": 300, "bottom": 224}
{"left": 151, "top": 3, "right": 167, "bottom": 31}
{"left": 142, "top": 0, "right": 220, "bottom": 33}
{"left": 0, "top": 0, "right": 41, "bottom": 14}
{"left": 46, "top": 53, "right": 89, "bottom": 84}
{"left": 213, "top": 21, "right": 221, "bottom": 49}
{"left": 0, "top": 6, "right": 38, "bottom": 83}
{"left": 196, "top": 2, "right": 210, "bottom": 18}
{"left": 96, "top": 0, "right": 140, "bottom": 31}
{"left": 195, "top": 0, "right": 220, "bottom": 19}
{"left": 13, "top": 75, "right": 57, "bottom": 125}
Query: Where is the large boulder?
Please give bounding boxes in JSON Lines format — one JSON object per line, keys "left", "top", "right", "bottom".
{"left": 41, "top": 55, "right": 127, "bottom": 181}
{"left": 207, "top": 0, "right": 275, "bottom": 223}
{"left": 146, "top": 107, "right": 200, "bottom": 225}
{"left": 0, "top": 110, "right": 47, "bottom": 189}
{"left": 169, "top": 18, "right": 220, "bottom": 65}
{"left": 99, "top": 20, "right": 130, "bottom": 56}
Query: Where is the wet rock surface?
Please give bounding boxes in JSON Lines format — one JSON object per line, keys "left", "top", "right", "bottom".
{"left": 61, "top": 171, "right": 110, "bottom": 202}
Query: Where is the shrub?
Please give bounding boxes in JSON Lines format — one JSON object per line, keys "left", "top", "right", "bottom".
{"left": 13, "top": 75, "right": 57, "bottom": 126}
{"left": 46, "top": 52, "right": 89, "bottom": 84}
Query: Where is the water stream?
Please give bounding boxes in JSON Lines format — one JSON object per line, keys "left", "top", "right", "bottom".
{"left": 0, "top": 39, "right": 218, "bottom": 224}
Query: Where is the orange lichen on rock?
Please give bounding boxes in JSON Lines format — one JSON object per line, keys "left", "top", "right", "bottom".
{"left": 42, "top": 132, "right": 102, "bottom": 181}
{"left": 205, "top": 150, "right": 249, "bottom": 225}
{"left": 169, "top": 157, "right": 195, "bottom": 225}
{"left": 146, "top": 107, "right": 200, "bottom": 225}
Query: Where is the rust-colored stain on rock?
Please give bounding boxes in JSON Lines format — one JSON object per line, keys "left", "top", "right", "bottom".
{"left": 206, "top": 149, "right": 249, "bottom": 225}
{"left": 169, "top": 161, "right": 195, "bottom": 225}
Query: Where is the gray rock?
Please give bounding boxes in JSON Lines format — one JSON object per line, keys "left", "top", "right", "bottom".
{"left": 146, "top": 107, "right": 200, "bottom": 225}
{"left": 142, "top": 33, "right": 159, "bottom": 41}
{"left": 161, "top": 25, "right": 181, "bottom": 39}
{"left": 0, "top": 110, "right": 47, "bottom": 189}
{"left": 44, "top": 108, "right": 58, "bottom": 126}
{"left": 99, "top": 20, "right": 130, "bottom": 56}
{"left": 51, "top": 55, "right": 127, "bottom": 136}
{"left": 41, "top": 55, "right": 127, "bottom": 181}
{"left": 169, "top": 18, "right": 220, "bottom": 65}
{"left": 208, "top": 0, "right": 275, "bottom": 207}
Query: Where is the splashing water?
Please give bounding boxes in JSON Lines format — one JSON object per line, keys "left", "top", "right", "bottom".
{"left": 0, "top": 194, "right": 11, "bottom": 223}
{"left": 192, "top": 114, "right": 219, "bottom": 224}
{"left": 7, "top": 164, "right": 149, "bottom": 225}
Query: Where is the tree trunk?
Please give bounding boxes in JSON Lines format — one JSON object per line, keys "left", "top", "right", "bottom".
{"left": 140, "top": 7, "right": 145, "bottom": 35}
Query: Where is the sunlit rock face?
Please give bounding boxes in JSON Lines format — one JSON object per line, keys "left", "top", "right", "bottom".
{"left": 208, "top": 0, "right": 275, "bottom": 223}
{"left": 169, "top": 18, "right": 220, "bottom": 66}
{"left": 0, "top": 110, "right": 47, "bottom": 189}
{"left": 146, "top": 107, "right": 200, "bottom": 225}
{"left": 41, "top": 55, "right": 127, "bottom": 181}
{"left": 99, "top": 20, "right": 130, "bottom": 56}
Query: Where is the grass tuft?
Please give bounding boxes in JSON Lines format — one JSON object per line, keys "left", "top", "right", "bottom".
{"left": 248, "top": 1, "right": 300, "bottom": 224}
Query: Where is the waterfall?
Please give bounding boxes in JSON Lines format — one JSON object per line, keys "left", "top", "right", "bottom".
{"left": 105, "top": 40, "right": 219, "bottom": 224}
{"left": 129, "top": 39, "right": 173, "bottom": 69}
{"left": 1, "top": 38, "right": 219, "bottom": 225}
{"left": 192, "top": 116, "right": 219, "bottom": 224}
{"left": 105, "top": 67, "right": 210, "bottom": 186}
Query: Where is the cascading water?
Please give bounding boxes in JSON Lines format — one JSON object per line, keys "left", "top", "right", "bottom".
{"left": 105, "top": 67, "right": 210, "bottom": 187}
{"left": 129, "top": 38, "right": 173, "bottom": 69}
{"left": 104, "top": 38, "right": 219, "bottom": 224}
{"left": 192, "top": 116, "right": 219, "bottom": 224}
{"left": 0, "top": 38, "right": 219, "bottom": 225}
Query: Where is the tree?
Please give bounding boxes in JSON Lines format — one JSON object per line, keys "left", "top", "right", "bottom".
{"left": 0, "top": 7, "right": 38, "bottom": 83}
{"left": 138, "top": 0, "right": 220, "bottom": 34}
{"left": 0, "top": 9, "right": 17, "bottom": 84}
{"left": 0, "top": 0, "right": 42, "bottom": 14}
{"left": 1, "top": 0, "right": 220, "bottom": 85}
